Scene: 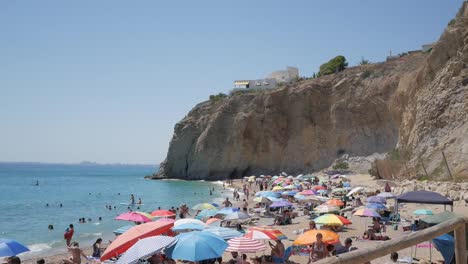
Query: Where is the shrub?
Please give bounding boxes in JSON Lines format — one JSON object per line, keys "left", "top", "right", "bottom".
{"left": 318, "top": 55, "right": 348, "bottom": 76}
{"left": 361, "top": 70, "right": 372, "bottom": 79}
{"left": 448, "top": 18, "right": 455, "bottom": 26}
{"left": 209, "top": 93, "right": 228, "bottom": 101}
{"left": 359, "top": 58, "right": 370, "bottom": 65}
{"left": 333, "top": 162, "right": 349, "bottom": 171}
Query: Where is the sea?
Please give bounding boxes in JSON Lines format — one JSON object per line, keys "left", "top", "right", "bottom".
{"left": 0, "top": 162, "right": 228, "bottom": 258}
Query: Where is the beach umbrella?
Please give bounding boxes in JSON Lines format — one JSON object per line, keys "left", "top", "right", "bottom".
{"left": 216, "top": 207, "right": 239, "bottom": 215}
{"left": 172, "top": 223, "right": 206, "bottom": 232}
{"left": 255, "top": 191, "right": 280, "bottom": 198}
{"left": 168, "top": 231, "right": 228, "bottom": 262}
{"left": 203, "top": 227, "right": 243, "bottom": 240}
{"left": 299, "top": 190, "right": 317, "bottom": 196}
{"left": 313, "top": 185, "right": 326, "bottom": 191}
{"left": 115, "top": 236, "right": 176, "bottom": 264}
{"left": 282, "top": 190, "right": 298, "bottom": 196}
{"left": 314, "top": 214, "right": 352, "bottom": 226}
{"left": 115, "top": 212, "right": 152, "bottom": 223}
{"left": 226, "top": 237, "right": 267, "bottom": 253}
{"left": 150, "top": 210, "right": 176, "bottom": 218}
{"left": 272, "top": 186, "right": 284, "bottom": 191}
{"left": 224, "top": 211, "right": 250, "bottom": 220}
{"left": 293, "top": 230, "right": 340, "bottom": 246}
{"left": 366, "top": 203, "right": 388, "bottom": 210}
{"left": 283, "top": 184, "right": 296, "bottom": 190}
{"left": 413, "top": 209, "right": 434, "bottom": 216}
{"left": 195, "top": 209, "right": 218, "bottom": 220}
{"left": 192, "top": 203, "right": 217, "bottom": 210}
{"left": 325, "top": 199, "right": 344, "bottom": 207}
{"left": 377, "top": 192, "right": 396, "bottom": 199}
{"left": 432, "top": 234, "right": 455, "bottom": 264}
{"left": 253, "top": 197, "right": 272, "bottom": 203}
{"left": 206, "top": 218, "right": 222, "bottom": 226}
{"left": 269, "top": 200, "right": 293, "bottom": 208}
{"left": 135, "top": 212, "right": 154, "bottom": 220}
{"left": 314, "top": 204, "right": 340, "bottom": 214}
{"left": 317, "top": 190, "right": 328, "bottom": 195}
{"left": 174, "top": 219, "right": 206, "bottom": 227}
{"left": 154, "top": 218, "right": 175, "bottom": 224}
{"left": 0, "top": 239, "right": 29, "bottom": 257}
{"left": 421, "top": 211, "right": 458, "bottom": 226}
{"left": 343, "top": 182, "right": 351, "bottom": 187}
{"left": 346, "top": 186, "right": 365, "bottom": 197}
{"left": 353, "top": 208, "right": 381, "bottom": 218}
{"left": 100, "top": 221, "right": 174, "bottom": 261}
{"left": 366, "top": 196, "right": 387, "bottom": 204}
{"left": 244, "top": 228, "right": 288, "bottom": 240}
{"left": 113, "top": 225, "right": 133, "bottom": 236}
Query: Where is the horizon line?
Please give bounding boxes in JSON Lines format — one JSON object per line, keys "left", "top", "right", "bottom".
{"left": 0, "top": 161, "right": 158, "bottom": 166}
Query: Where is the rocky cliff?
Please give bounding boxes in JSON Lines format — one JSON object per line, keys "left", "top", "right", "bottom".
{"left": 155, "top": 3, "right": 468, "bottom": 180}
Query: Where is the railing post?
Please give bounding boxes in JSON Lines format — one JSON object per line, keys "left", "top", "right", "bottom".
{"left": 454, "top": 223, "right": 467, "bottom": 264}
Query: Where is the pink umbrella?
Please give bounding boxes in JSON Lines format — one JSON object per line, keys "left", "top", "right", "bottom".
{"left": 299, "top": 190, "right": 317, "bottom": 196}
{"left": 115, "top": 212, "right": 152, "bottom": 223}
{"left": 226, "top": 237, "right": 267, "bottom": 253}
{"left": 155, "top": 218, "right": 176, "bottom": 224}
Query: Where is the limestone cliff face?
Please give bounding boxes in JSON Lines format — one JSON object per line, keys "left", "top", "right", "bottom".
{"left": 156, "top": 3, "right": 468, "bottom": 180}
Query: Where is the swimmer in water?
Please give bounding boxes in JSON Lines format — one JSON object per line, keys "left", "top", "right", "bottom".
{"left": 137, "top": 198, "right": 142, "bottom": 205}
{"left": 130, "top": 194, "right": 135, "bottom": 205}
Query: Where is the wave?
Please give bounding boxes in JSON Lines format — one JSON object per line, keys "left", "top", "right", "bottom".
{"left": 27, "top": 243, "right": 52, "bottom": 252}
{"left": 78, "top": 232, "right": 102, "bottom": 239}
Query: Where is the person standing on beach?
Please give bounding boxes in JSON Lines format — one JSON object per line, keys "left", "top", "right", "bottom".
{"left": 64, "top": 224, "right": 74, "bottom": 246}
{"left": 223, "top": 198, "right": 232, "bottom": 208}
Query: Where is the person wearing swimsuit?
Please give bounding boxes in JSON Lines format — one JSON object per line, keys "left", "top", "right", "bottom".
{"left": 307, "top": 233, "right": 329, "bottom": 263}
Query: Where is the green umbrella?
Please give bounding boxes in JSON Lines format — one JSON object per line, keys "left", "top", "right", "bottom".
{"left": 413, "top": 209, "right": 433, "bottom": 216}
{"left": 420, "top": 211, "right": 458, "bottom": 225}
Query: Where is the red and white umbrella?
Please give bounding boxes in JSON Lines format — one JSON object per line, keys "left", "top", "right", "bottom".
{"left": 226, "top": 237, "right": 267, "bottom": 253}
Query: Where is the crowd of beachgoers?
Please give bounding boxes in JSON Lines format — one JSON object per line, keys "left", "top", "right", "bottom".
{"left": 2, "top": 172, "right": 466, "bottom": 264}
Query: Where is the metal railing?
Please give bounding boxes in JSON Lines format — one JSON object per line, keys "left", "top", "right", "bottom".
{"left": 314, "top": 217, "right": 467, "bottom": 264}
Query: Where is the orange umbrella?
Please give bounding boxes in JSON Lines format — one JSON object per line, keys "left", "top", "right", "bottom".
{"left": 100, "top": 221, "right": 174, "bottom": 261}
{"left": 293, "top": 230, "right": 339, "bottom": 246}
{"left": 151, "top": 210, "right": 176, "bottom": 217}
{"left": 206, "top": 218, "right": 222, "bottom": 225}
{"left": 325, "top": 199, "right": 344, "bottom": 207}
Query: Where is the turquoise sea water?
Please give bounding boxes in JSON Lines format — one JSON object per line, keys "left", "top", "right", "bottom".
{"left": 0, "top": 163, "right": 224, "bottom": 257}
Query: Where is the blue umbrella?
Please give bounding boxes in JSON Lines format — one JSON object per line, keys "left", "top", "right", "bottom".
{"left": 115, "top": 236, "right": 176, "bottom": 264}
{"left": 432, "top": 234, "right": 454, "bottom": 264}
{"left": 282, "top": 191, "right": 298, "bottom": 196}
{"left": 0, "top": 239, "right": 30, "bottom": 257}
{"left": 113, "top": 225, "right": 133, "bottom": 236}
{"left": 366, "top": 196, "right": 386, "bottom": 204}
{"left": 195, "top": 209, "right": 218, "bottom": 220}
{"left": 168, "top": 231, "right": 228, "bottom": 261}
{"left": 203, "top": 227, "right": 243, "bottom": 240}
{"left": 255, "top": 191, "right": 281, "bottom": 198}
{"left": 343, "top": 182, "right": 351, "bottom": 187}
{"left": 172, "top": 223, "right": 206, "bottom": 232}
{"left": 216, "top": 207, "right": 239, "bottom": 215}
{"left": 366, "top": 203, "right": 387, "bottom": 210}
{"left": 269, "top": 201, "right": 293, "bottom": 208}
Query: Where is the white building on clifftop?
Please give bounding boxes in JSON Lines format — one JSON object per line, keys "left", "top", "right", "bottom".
{"left": 234, "top": 66, "right": 299, "bottom": 89}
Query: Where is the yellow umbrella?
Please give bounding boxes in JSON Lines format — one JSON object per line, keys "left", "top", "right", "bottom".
{"left": 272, "top": 186, "right": 284, "bottom": 191}
{"left": 192, "top": 203, "right": 217, "bottom": 210}
{"left": 135, "top": 211, "right": 154, "bottom": 220}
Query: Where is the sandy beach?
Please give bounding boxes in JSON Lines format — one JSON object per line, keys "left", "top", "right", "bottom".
{"left": 11, "top": 173, "right": 468, "bottom": 264}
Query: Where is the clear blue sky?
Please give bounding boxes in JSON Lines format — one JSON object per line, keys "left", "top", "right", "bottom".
{"left": 0, "top": 0, "right": 463, "bottom": 164}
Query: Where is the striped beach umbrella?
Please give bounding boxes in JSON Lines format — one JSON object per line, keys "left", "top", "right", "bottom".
{"left": 226, "top": 237, "right": 267, "bottom": 253}
{"left": 314, "top": 204, "right": 340, "bottom": 214}
{"left": 244, "top": 228, "right": 288, "bottom": 240}
{"left": 313, "top": 214, "right": 352, "bottom": 226}
{"left": 115, "top": 236, "right": 176, "bottom": 264}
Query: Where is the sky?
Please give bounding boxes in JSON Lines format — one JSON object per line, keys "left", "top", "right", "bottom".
{"left": 0, "top": 0, "right": 464, "bottom": 164}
